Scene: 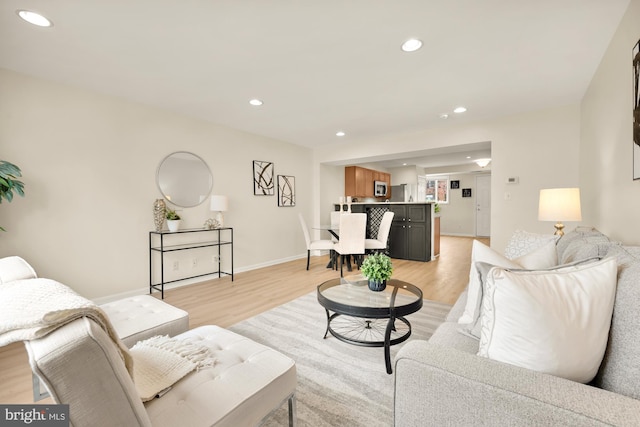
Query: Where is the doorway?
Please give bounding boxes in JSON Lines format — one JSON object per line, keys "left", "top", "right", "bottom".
{"left": 475, "top": 175, "right": 491, "bottom": 237}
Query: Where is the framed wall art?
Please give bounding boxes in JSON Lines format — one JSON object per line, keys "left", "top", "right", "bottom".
{"left": 450, "top": 180, "right": 460, "bottom": 189}
{"left": 462, "top": 188, "right": 472, "bottom": 198}
{"left": 634, "top": 39, "right": 640, "bottom": 179}
{"left": 253, "top": 160, "right": 274, "bottom": 195}
{"left": 277, "top": 175, "right": 295, "bottom": 207}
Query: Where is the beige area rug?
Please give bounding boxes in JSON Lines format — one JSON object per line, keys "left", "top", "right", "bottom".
{"left": 229, "top": 291, "right": 451, "bottom": 427}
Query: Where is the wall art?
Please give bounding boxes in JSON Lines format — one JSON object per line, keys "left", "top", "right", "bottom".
{"left": 450, "top": 180, "right": 460, "bottom": 189}
{"left": 277, "top": 175, "right": 295, "bottom": 207}
{"left": 462, "top": 188, "right": 472, "bottom": 198}
{"left": 253, "top": 160, "right": 274, "bottom": 195}
{"left": 634, "top": 39, "right": 640, "bottom": 179}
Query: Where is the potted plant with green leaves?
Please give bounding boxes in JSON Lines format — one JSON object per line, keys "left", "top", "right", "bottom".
{"left": 361, "top": 252, "right": 393, "bottom": 292}
{"left": 0, "top": 160, "right": 25, "bottom": 231}
{"left": 165, "top": 209, "right": 181, "bottom": 232}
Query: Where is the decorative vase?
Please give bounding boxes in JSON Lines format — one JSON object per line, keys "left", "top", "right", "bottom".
{"left": 368, "top": 279, "right": 387, "bottom": 292}
{"left": 167, "top": 219, "right": 181, "bottom": 232}
{"left": 153, "top": 199, "right": 166, "bottom": 232}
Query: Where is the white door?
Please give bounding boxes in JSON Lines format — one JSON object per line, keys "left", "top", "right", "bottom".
{"left": 476, "top": 175, "right": 491, "bottom": 237}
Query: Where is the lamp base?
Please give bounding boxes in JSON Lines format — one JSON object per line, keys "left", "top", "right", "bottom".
{"left": 215, "top": 211, "right": 224, "bottom": 228}
{"left": 554, "top": 222, "right": 565, "bottom": 236}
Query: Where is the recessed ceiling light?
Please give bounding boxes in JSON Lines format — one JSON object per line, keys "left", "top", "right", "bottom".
{"left": 453, "top": 106, "right": 467, "bottom": 113}
{"left": 249, "top": 99, "right": 263, "bottom": 106}
{"left": 401, "top": 38, "right": 422, "bottom": 52}
{"left": 336, "top": 131, "right": 346, "bottom": 137}
{"left": 439, "top": 114, "right": 449, "bottom": 119}
{"left": 402, "top": 163, "right": 408, "bottom": 166}
{"left": 466, "top": 156, "right": 471, "bottom": 159}
{"left": 16, "top": 10, "right": 52, "bottom": 27}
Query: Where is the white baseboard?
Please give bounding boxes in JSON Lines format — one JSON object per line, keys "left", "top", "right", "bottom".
{"left": 441, "top": 232, "right": 479, "bottom": 238}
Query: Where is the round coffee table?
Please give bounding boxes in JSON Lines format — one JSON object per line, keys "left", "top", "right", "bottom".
{"left": 317, "top": 276, "right": 423, "bottom": 374}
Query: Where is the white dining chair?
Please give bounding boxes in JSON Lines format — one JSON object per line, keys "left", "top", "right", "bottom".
{"left": 365, "top": 211, "right": 395, "bottom": 253}
{"left": 299, "top": 213, "right": 335, "bottom": 270}
{"left": 333, "top": 213, "right": 367, "bottom": 277}
{"left": 330, "top": 211, "right": 342, "bottom": 242}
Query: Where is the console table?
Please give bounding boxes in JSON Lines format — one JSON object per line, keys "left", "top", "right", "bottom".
{"left": 149, "top": 228, "right": 234, "bottom": 299}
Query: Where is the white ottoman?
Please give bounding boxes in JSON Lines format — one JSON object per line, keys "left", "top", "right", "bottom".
{"left": 145, "top": 325, "right": 297, "bottom": 427}
{"left": 101, "top": 295, "right": 189, "bottom": 347}
{"left": 33, "top": 295, "right": 189, "bottom": 401}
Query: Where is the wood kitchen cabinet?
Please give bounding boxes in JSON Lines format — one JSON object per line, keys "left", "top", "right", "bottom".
{"left": 345, "top": 166, "right": 391, "bottom": 199}
{"left": 388, "top": 204, "right": 431, "bottom": 261}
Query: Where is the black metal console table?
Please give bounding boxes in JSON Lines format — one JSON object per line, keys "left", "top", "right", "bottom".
{"left": 149, "top": 227, "right": 234, "bottom": 299}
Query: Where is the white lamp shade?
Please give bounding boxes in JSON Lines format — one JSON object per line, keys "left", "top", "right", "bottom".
{"left": 210, "top": 195, "right": 228, "bottom": 212}
{"left": 538, "top": 188, "right": 582, "bottom": 221}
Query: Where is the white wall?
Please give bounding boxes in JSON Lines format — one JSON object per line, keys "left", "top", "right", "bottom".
{"left": 435, "top": 173, "right": 486, "bottom": 236}
{"left": 580, "top": 0, "right": 640, "bottom": 244}
{"left": 0, "top": 69, "right": 313, "bottom": 299}
{"left": 315, "top": 105, "right": 581, "bottom": 251}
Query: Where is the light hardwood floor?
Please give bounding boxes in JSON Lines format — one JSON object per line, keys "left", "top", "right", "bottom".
{"left": 0, "top": 235, "right": 487, "bottom": 404}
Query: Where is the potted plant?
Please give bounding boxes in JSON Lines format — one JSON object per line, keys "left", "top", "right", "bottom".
{"left": 165, "top": 209, "right": 181, "bottom": 232}
{"left": 0, "top": 160, "right": 25, "bottom": 231}
{"left": 360, "top": 253, "right": 393, "bottom": 292}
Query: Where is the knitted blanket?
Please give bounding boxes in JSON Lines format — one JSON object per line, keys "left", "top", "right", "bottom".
{"left": 0, "top": 278, "right": 214, "bottom": 401}
{"left": 0, "top": 278, "right": 134, "bottom": 374}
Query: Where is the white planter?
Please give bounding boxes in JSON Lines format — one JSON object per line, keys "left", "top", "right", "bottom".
{"left": 167, "top": 219, "right": 181, "bottom": 232}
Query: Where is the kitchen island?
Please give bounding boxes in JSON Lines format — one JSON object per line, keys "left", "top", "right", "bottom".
{"left": 334, "top": 202, "right": 436, "bottom": 262}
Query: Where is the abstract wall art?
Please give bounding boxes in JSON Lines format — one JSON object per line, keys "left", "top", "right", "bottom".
{"left": 253, "top": 160, "right": 274, "bottom": 195}
{"left": 277, "top": 175, "right": 295, "bottom": 207}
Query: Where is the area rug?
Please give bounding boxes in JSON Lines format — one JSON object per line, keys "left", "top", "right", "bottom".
{"left": 228, "top": 291, "right": 451, "bottom": 427}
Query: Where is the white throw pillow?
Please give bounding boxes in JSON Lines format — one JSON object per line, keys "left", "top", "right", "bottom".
{"left": 477, "top": 257, "right": 618, "bottom": 383}
{"left": 504, "top": 230, "right": 559, "bottom": 260}
{"left": 458, "top": 240, "right": 557, "bottom": 324}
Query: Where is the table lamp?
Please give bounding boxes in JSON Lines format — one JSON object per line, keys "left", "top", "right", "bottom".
{"left": 210, "top": 195, "right": 228, "bottom": 228}
{"left": 538, "top": 188, "right": 582, "bottom": 236}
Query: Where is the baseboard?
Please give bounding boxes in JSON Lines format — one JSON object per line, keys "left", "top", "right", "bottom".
{"left": 441, "top": 232, "right": 480, "bottom": 238}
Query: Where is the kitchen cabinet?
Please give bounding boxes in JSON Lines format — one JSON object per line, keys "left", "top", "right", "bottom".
{"left": 345, "top": 166, "right": 391, "bottom": 199}
{"left": 333, "top": 202, "right": 433, "bottom": 262}
{"left": 388, "top": 204, "right": 431, "bottom": 261}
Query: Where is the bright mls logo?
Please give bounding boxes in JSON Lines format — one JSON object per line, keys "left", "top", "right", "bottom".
{"left": 1, "top": 405, "right": 68, "bottom": 426}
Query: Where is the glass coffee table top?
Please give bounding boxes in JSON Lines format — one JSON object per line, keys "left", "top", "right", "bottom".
{"left": 317, "top": 275, "right": 423, "bottom": 374}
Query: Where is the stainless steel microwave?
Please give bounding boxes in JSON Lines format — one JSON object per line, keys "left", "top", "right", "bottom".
{"left": 374, "top": 181, "right": 388, "bottom": 197}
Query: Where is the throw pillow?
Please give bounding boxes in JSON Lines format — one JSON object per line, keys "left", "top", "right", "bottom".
{"left": 460, "top": 256, "right": 602, "bottom": 340}
{"left": 504, "top": 230, "right": 559, "bottom": 260}
{"left": 477, "top": 257, "right": 618, "bottom": 384}
{"left": 458, "top": 240, "right": 557, "bottom": 324}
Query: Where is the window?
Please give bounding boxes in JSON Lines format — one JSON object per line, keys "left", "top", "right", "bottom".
{"left": 425, "top": 177, "right": 449, "bottom": 203}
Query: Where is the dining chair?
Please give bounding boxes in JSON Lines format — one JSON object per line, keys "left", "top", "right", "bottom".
{"left": 365, "top": 211, "right": 395, "bottom": 253}
{"left": 333, "top": 213, "right": 367, "bottom": 277}
{"left": 299, "top": 213, "right": 335, "bottom": 270}
{"left": 330, "top": 211, "right": 342, "bottom": 242}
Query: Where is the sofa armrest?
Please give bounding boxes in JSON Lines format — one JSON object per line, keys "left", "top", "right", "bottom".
{"left": 394, "top": 341, "right": 640, "bottom": 427}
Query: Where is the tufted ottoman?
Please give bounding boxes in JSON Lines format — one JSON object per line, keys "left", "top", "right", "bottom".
{"left": 100, "top": 295, "right": 189, "bottom": 347}
{"left": 144, "top": 325, "right": 297, "bottom": 426}
{"left": 33, "top": 295, "right": 190, "bottom": 401}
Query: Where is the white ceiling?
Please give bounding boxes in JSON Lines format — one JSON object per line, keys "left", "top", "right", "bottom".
{"left": 0, "top": 1, "right": 630, "bottom": 170}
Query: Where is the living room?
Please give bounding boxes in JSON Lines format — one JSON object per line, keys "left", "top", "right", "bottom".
{"left": 1, "top": 1, "right": 639, "bottom": 425}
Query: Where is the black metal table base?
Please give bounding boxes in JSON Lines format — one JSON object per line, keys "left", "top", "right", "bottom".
{"left": 323, "top": 310, "right": 412, "bottom": 374}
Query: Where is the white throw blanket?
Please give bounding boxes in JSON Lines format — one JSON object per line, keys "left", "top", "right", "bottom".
{"left": 0, "top": 278, "right": 214, "bottom": 401}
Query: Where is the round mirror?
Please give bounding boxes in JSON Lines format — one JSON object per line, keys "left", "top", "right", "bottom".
{"left": 156, "top": 151, "right": 213, "bottom": 207}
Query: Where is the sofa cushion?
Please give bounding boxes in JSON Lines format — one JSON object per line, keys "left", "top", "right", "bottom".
{"left": 477, "top": 258, "right": 617, "bottom": 383}
{"left": 428, "top": 322, "right": 479, "bottom": 355}
{"left": 592, "top": 245, "right": 640, "bottom": 399}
